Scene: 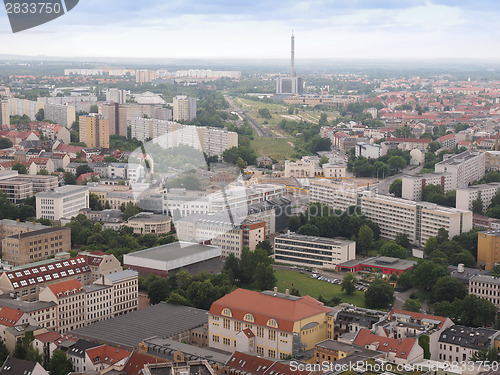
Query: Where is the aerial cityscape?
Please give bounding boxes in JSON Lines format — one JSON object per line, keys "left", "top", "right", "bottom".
{"left": 1, "top": 1, "right": 500, "bottom": 375}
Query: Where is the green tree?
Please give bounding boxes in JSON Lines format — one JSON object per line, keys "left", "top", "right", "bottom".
{"left": 431, "top": 276, "right": 467, "bottom": 303}
{"left": 0, "top": 339, "right": 8, "bottom": 365}
{"left": 418, "top": 335, "right": 431, "bottom": 360}
{"left": 121, "top": 202, "right": 141, "bottom": 220}
{"left": 75, "top": 164, "right": 93, "bottom": 178}
{"left": 472, "top": 197, "right": 484, "bottom": 214}
{"left": 254, "top": 263, "right": 276, "bottom": 291}
{"left": 364, "top": 279, "right": 394, "bottom": 309}
{"left": 64, "top": 172, "right": 76, "bottom": 185}
{"left": 412, "top": 261, "right": 448, "bottom": 292}
{"left": 223, "top": 253, "right": 240, "bottom": 282}
{"left": 35, "top": 108, "right": 44, "bottom": 121}
{"left": 459, "top": 294, "right": 497, "bottom": 327}
{"left": 389, "top": 179, "right": 402, "bottom": 197}
{"left": 258, "top": 108, "right": 271, "bottom": 119}
{"left": 166, "top": 292, "right": 187, "bottom": 305}
{"left": 470, "top": 348, "right": 499, "bottom": 363}
{"left": 288, "top": 216, "right": 301, "bottom": 232}
{"left": 13, "top": 343, "right": 27, "bottom": 359}
{"left": 402, "top": 298, "right": 421, "bottom": 312}
{"left": 319, "top": 155, "right": 329, "bottom": 167}
{"left": 395, "top": 233, "right": 410, "bottom": 249}
{"left": 422, "top": 184, "right": 445, "bottom": 205}
{"left": 90, "top": 104, "right": 99, "bottom": 113}
{"left": 37, "top": 169, "right": 49, "bottom": 175}
{"left": 380, "top": 241, "right": 407, "bottom": 259}
{"left": 0, "top": 138, "right": 13, "bottom": 149}
{"left": 147, "top": 278, "right": 169, "bottom": 304}
{"left": 341, "top": 273, "right": 357, "bottom": 295}
{"left": 48, "top": 349, "right": 73, "bottom": 375}
{"left": 297, "top": 224, "right": 320, "bottom": 236}
{"left": 12, "top": 163, "right": 27, "bottom": 174}
{"left": 357, "top": 225, "right": 374, "bottom": 255}
{"left": 89, "top": 193, "right": 103, "bottom": 211}
{"left": 288, "top": 106, "right": 294, "bottom": 115}
{"left": 236, "top": 157, "right": 248, "bottom": 170}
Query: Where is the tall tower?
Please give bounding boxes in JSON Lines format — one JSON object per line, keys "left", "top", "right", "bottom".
{"left": 291, "top": 31, "right": 295, "bottom": 77}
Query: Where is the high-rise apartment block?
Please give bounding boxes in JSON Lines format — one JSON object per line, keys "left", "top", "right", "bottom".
{"left": 99, "top": 103, "right": 127, "bottom": 137}
{"left": 434, "top": 151, "right": 486, "bottom": 189}
{"left": 79, "top": 114, "right": 110, "bottom": 148}
{"left": 173, "top": 95, "right": 197, "bottom": 121}
{"left": 0, "top": 100, "right": 10, "bottom": 126}
{"left": 401, "top": 172, "right": 453, "bottom": 201}
{"left": 135, "top": 70, "right": 158, "bottom": 84}
{"left": 105, "top": 88, "right": 127, "bottom": 104}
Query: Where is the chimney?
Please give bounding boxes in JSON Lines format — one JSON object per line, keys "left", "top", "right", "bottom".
{"left": 458, "top": 264, "right": 465, "bottom": 273}
{"left": 273, "top": 286, "right": 278, "bottom": 294}
{"left": 285, "top": 289, "right": 289, "bottom": 296}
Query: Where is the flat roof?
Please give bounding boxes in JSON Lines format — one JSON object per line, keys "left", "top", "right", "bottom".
{"left": 0, "top": 296, "right": 57, "bottom": 312}
{"left": 70, "top": 302, "right": 208, "bottom": 350}
{"left": 470, "top": 274, "right": 500, "bottom": 285}
{"left": 275, "top": 233, "right": 354, "bottom": 247}
{"left": 36, "top": 185, "right": 88, "bottom": 198}
{"left": 8, "top": 226, "right": 69, "bottom": 239}
{"left": 361, "top": 256, "right": 417, "bottom": 271}
{"left": 125, "top": 241, "right": 220, "bottom": 262}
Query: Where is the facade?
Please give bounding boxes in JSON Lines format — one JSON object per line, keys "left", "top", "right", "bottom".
{"left": 284, "top": 158, "right": 346, "bottom": 179}
{"left": 42, "top": 103, "right": 75, "bottom": 128}
{"left": 2, "top": 226, "right": 71, "bottom": 266}
{"left": 136, "top": 70, "right": 158, "bottom": 84}
{"left": 434, "top": 151, "right": 486, "bottom": 189}
{"left": 38, "top": 279, "right": 86, "bottom": 334}
{"left": 124, "top": 242, "right": 222, "bottom": 277}
{"left": 276, "top": 77, "right": 304, "bottom": 95}
{"left": 337, "top": 256, "right": 416, "bottom": 276}
{"left": 208, "top": 288, "right": 334, "bottom": 359}
{"left": 355, "top": 143, "right": 382, "bottom": 159}
{"left": 173, "top": 95, "right": 197, "bottom": 121}
{"left": 0, "top": 299, "right": 57, "bottom": 331}
{"left": 100, "top": 102, "right": 127, "bottom": 137}
{"left": 0, "top": 178, "right": 33, "bottom": 204}
{"left": 79, "top": 114, "right": 110, "bottom": 148}
{"left": 477, "top": 229, "right": 500, "bottom": 270}
{"left": 468, "top": 274, "right": 500, "bottom": 308}
{"left": 456, "top": 183, "right": 500, "bottom": 212}
{"left": 309, "top": 186, "right": 473, "bottom": 246}
{"left": 401, "top": 172, "right": 453, "bottom": 201}
{"left": 485, "top": 151, "right": 500, "bottom": 171}
{"left": 106, "top": 88, "right": 127, "bottom": 104}
{"left": 93, "top": 270, "right": 138, "bottom": 317}
{"left": 126, "top": 213, "right": 172, "bottom": 235}
{"left": 382, "top": 138, "right": 431, "bottom": 153}
{"left": 36, "top": 185, "right": 89, "bottom": 220}
{"left": 84, "top": 284, "right": 113, "bottom": 324}
{"left": 438, "top": 325, "right": 500, "bottom": 362}
{"left": 274, "top": 233, "right": 355, "bottom": 270}
{"left": 437, "top": 133, "right": 456, "bottom": 149}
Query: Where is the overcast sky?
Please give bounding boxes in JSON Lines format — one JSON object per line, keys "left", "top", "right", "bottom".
{"left": 1, "top": 0, "right": 500, "bottom": 60}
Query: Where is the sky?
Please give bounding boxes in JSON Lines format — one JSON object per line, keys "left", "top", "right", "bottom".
{"left": 1, "top": 0, "right": 500, "bottom": 61}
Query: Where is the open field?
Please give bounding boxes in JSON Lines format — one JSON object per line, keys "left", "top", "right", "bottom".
{"left": 250, "top": 137, "right": 295, "bottom": 160}
{"left": 274, "top": 269, "right": 366, "bottom": 307}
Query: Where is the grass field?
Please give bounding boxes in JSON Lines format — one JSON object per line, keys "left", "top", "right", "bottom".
{"left": 250, "top": 137, "right": 295, "bottom": 160}
{"left": 274, "top": 269, "right": 366, "bottom": 307}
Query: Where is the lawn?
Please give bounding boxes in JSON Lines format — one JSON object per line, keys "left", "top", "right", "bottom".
{"left": 274, "top": 269, "right": 366, "bottom": 307}
{"left": 250, "top": 137, "right": 295, "bottom": 161}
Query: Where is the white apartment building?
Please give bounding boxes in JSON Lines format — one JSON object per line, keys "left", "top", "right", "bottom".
{"left": 83, "top": 284, "right": 113, "bottom": 325}
{"left": 456, "top": 183, "right": 500, "bottom": 212}
{"left": 94, "top": 270, "right": 138, "bottom": 317}
{"left": 107, "top": 163, "right": 145, "bottom": 182}
{"left": 8, "top": 98, "right": 40, "bottom": 120}
{"left": 284, "top": 158, "right": 346, "bottom": 179}
{"left": 36, "top": 185, "right": 89, "bottom": 220}
{"left": 401, "top": 173, "right": 453, "bottom": 201}
{"left": 468, "top": 274, "right": 500, "bottom": 308}
{"left": 355, "top": 143, "right": 382, "bottom": 159}
{"left": 173, "top": 95, "right": 197, "bottom": 121}
{"left": 39, "top": 279, "right": 86, "bottom": 334}
{"left": 105, "top": 88, "right": 127, "bottom": 104}
{"left": 434, "top": 151, "right": 486, "bottom": 189}
{"left": 41, "top": 103, "right": 76, "bottom": 128}
{"left": 198, "top": 127, "right": 238, "bottom": 157}
{"left": 274, "top": 233, "right": 356, "bottom": 269}
{"left": 309, "top": 183, "right": 473, "bottom": 246}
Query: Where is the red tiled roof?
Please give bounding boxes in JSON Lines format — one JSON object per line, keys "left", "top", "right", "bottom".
{"left": 123, "top": 352, "right": 166, "bottom": 375}
{"left": 386, "top": 138, "right": 432, "bottom": 143}
{"left": 4, "top": 255, "right": 91, "bottom": 290}
{"left": 35, "top": 331, "right": 61, "bottom": 343}
{"left": 76, "top": 172, "right": 99, "bottom": 182}
{"left": 55, "top": 144, "right": 84, "bottom": 153}
{"left": 353, "top": 329, "right": 416, "bottom": 359}
{"left": 86, "top": 345, "right": 131, "bottom": 366}
{"left": 389, "top": 308, "right": 449, "bottom": 330}
{"left": 0, "top": 307, "right": 25, "bottom": 327}
{"left": 209, "top": 289, "right": 330, "bottom": 333}
{"left": 242, "top": 328, "right": 254, "bottom": 338}
{"left": 437, "top": 133, "right": 455, "bottom": 142}
{"left": 226, "top": 352, "right": 310, "bottom": 375}
{"left": 47, "top": 279, "right": 83, "bottom": 297}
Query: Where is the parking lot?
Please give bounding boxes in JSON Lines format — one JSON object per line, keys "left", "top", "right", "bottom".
{"left": 288, "top": 265, "right": 368, "bottom": 292}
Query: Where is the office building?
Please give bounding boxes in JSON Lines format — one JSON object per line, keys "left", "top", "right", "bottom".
{"left": 0, "top": 100, "right": 9, "bottom": 126}
{"left": 36, "top": 185, "right": 89, "bottom": 220}
{"left": 105, "top": 88, "right": 127, "bottom": 104}
{"left": 456, "top": 183, "right": 500, "bottom": 212}
{"left": 434, "top": 151, "right": 486, "bottom": 189}
{"left": 309, "top": 183, "right": 472, "bottom": 246}
{"left": 126, "top": 213, "right": 172, "bottom": 235}
{"left": 274, "top": 233, "right": 355, "bottom": 270}
{"left": 401, "top": 172, "right": 453, "bottom": 201}
{"left": 208, "top": 288, "right": 334, "bottom": 358}
{"left": 173, "top": 95, "right": 197, "bottom": 121}
{"left": 355, "top": 142, "right": 382, "bottom": 159}
{"left": 2, "top": 226, "right": 71, "bottom": 266}
{"left": 79, "top": 114, "right": 110, "bottom": 148}
{"left": 477, "top": 229, "right": 500, "bottom": 270}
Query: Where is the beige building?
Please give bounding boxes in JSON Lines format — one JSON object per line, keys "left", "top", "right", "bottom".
{"left": 0, "top": 100, "right": 10, "bottom": 126}
{"left": 94, "top": 270, "right": 138, "bottom": 317}
{"left": 84, "top": 284, "right": 113, "bottom": 325}
{"left": 435, "top": 151, "right": 486, "bottom": 189}
{"left": 0, "top": 178, "right": 33, "bottom": 204}
{"left": 39, "top": 279, "right": 85, "bottom": 334}
{"left": 477, "top": 229, "right": 500, "bottom": 270}
{"left": 0, "top": 300, "right": 57, "bottom": 331}
{"left": 2, "top": 226, "right": 71, "bottom": 266}
{"left": 126, "top": 213, "right": 172, "bottom": 235}
{"left": 274, "top": 233, "right": 356, "bottom": 269}
{"left": 208, "top": 288, "right": 335, "bottom": 359}
{"left": 80, "top": 250, "right": 123, "bottom": 282}
{"left": 36, "top": 185, "right": 89, "bottom": 220}
{"left": 136, "top": 70, "right": 158, "bottom": 84}
{"left": 100, "top": 102, "right": 127, "bottom": 137}
{"left": 456, "top": 183, "right": 500, "bottom": 212}
{"left": 173, "top": 95, "right": 197, "bottom": 121}
{"left": 42, "top": 103, "right": 76, "bottom": 128}
{"left": 284, "top": 158, "right": 346, "bottom": 179}
{"left": 468, "top": 274, "right": 500, "bottom": 308}
{"left": 402, "top": 172, "right": 453, "bottom": 201}
{"left": 0, "top": 219, "right": 48, "bottom": 253}
{"left": 79, "top": 114, "right": 110, "bottom": 148}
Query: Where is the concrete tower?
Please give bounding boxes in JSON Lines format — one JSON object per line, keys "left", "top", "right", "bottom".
{"left": 291, "top": 31, "right": 295, "bottom": 77}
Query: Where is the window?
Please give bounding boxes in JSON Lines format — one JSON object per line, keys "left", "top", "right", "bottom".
{"left": 223, "top": 338, "right": 231, "bottom": 346}
{"left": 222, "top": 308, "right": 232, "bottom": 317}
{"left": 212, "top": 335, "right": 219, "bottom": 343}
{"left": 243, "top": 313, "right": 255, "bottom": 322}
{"left": 257, "top": 327, "right": 264, "bottom": 338}
{"left": 267, "top": 319, "right": 278, "bottom": 328}
{"left": 223, "top": 319, "right": 230, "bottom": 330}
{"left": 268, "top": 330, "right": 276, "bottom": 341}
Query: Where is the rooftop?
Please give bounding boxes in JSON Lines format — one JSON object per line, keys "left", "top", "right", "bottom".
{"left": 7, "top": 226, "right": 70, "bottom": 240}
{"left": 0, "top": 297, "right": 56, "bottom": 313}
{"left": 104, "top": 270, "right": 138, "bottom": 282}
{"left": 0, "top": 356, "right": 38, "bottom": 375}
{"left": 275, "top": 233, "right": 354, "bottom": 247}
{"left": 469, "top": 274, "right": 500, "bottom": 286}
{"left": 124, "top": 242, "right": 220, "bottom": 262}
{"left": 36, "top": 185, "right": 88, "bottom": 198}
{"left": 360, "top": 256, "right": 417, "bottom": 271}
{"left": 353, "top": 329, "right": 416, "bottom": 359}
{"left": 439, "top": 325, "right": 500, "bottom": 350}
{"left": 315, "top": 339, "right": 357, "bottom": 353}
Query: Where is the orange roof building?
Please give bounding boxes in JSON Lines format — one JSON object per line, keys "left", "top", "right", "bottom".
{"left": 208, "top": 288, "right": 334, "bottom": 359}
{"left": 85, "top": 344, "right": 131, "bottom": 372}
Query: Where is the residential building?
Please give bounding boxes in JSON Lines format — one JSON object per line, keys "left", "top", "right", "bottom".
{"left": 136, "top": 70, "right": 158, "bottom": 84}
{"left": 36, "top": 185, "right": 89, "bottom": 220}
{"left": 274, "top": 233, "right": 355, "bottom": 270}
{"left": 106, "top": 88, "right": 127, "bottom": 104}
{"left": 382, "top": 138, "right": 431, "bottom": 153}
{"left": 126, "top": 213, "right": 172, "bottom": 235}
{"left": 309, "top": 186, "right": 472, "bottom": 246}
{"left": 93, "top": 270, "right": 138, "bottom": 317}
{"left": 0, "top": 357, "right": 49, "bottom": 375}
{"left": 333, "top": 304, "right": 386, "bottom": 338}
{"left": 79, "top": 114, "right": 110, "bottom": 148}
{"left": 38, "top": 279, "right": 85, "bottom": 333}
{"left": 84, "top": 344, "right": 131, "bottom": 372}
{"left": 38, "top": 122, "right": 71, "bottom": 144}
{"left": 438, "top": 325, "right": 500, "bottom": 362}
{"left": 123, "top": 242, "right": 221, "bottom": 277}
{"left": 100, "top": 102, "right": 127, "bottom": 137}
{"left": 4, "top": 324, "right": 47, "bottom": 353}
{"left": 456, "top": 183, "right": 500, "bottom": 212}
{"left": 84, "top": 284, "right": 113, "bottom": 324}
{"left": 355, "top": 142, "right": 382, "bottom": 159}
{"left": 13, "top": 174, "right": 58, "bottom": 193}
{"left": 0, "top": 299, "right": 57, "bottom": 331}
{"left": 401, "top": 172, "right": 453, "bottom": 201}
{"left": 0, "top": 306, "right": 36, "bottom": 340}
{"left": 477, "top": 229, "right": 500, "bottom": 270}
{"left": 284, "top": 158, "right": 346, "bottom": 179}
{"left": 434, "top": 151, "right": 486, "bottom": 189}
{"left": 1, "top": 226, "right": 71, "bottom": 266}
{"left": 468, "top": 274, "right": 500, "bottom": 308}
{"left": 485, "top": 151, "right": 500, "bottom": 171}
{"left": 0, "top": 219, "right": 48, "bottom": 254}
{"left": 80, "top": 250, "right": 123, "bottom": 282}
{"left": 173, "top": 95, "right": 197, "bottom": 121}
{"left": 67, "top": 339, "right": 99, "bottom": 372}
{"left": 42, "top": 103, "right": 75, "bottom": 128}
{"left": 225, "top": 351, "right": 311, "bottom": 375}
{"left": 437, "top": 133, "right": 456, "bottom": 149}
{"left": 353, "top": 329, "right": 424, "bottom": 364}
{"left": 313, "top": 340, "right": 359, "bottom": 363}
{"left": 0, "top": 178, "right": 33, "bottom": 204}
{"left": 0, "top": 100, "right": 10, "bottom": 126}
{"left": 208, "top": 288, "right": 334, "bottom": 359}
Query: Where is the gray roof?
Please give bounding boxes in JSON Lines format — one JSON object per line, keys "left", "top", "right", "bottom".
{"left": 0, "top": 357, "right": 38, "bottom": 375}
{"left": 8, "top": 226, "right": 70, "bottom": 240}
{"left": 125, "top": 242, "right": 219, "bottom": 262}
{"left": 315, "top": 339, "right": 357, "bottom": 352}
{"left": 448, "top": 265, "right": 490, "bottom": 284}
{"left": 105, "top": 270, "right": 138, "bottom": 282}
{"left": 83, "top": 284, "right": 111, "bottom": 293}
{"left": 70, "top": 303, "right": 208, "bottom": 351}
{"left": 275, "top": 233, "right": 354, "bottom": 247}
{"left": 439, "top": 325, "right": 500, "bottom": 350}
{"left": 0, "top": 297, "right": 56, "bottom": 313}
{"left": 360, "top": 256, "right": 417, "bottom": 271}
{"left": 67, "top": 339, "right": 99, "bottom": 358}
{"left": 469, "top": 274, "right": 500, "bottom": 286}
{"left": 36, "top": 185, "right": 88, "bottom": 198}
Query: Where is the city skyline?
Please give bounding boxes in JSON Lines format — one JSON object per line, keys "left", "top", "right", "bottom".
{"left": 1, "top": 1, "right": 500, "bottom": 60}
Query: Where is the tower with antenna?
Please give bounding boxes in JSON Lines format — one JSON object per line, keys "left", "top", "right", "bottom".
{"left": 275, "top": 31, "right": 303, "bottom": 96}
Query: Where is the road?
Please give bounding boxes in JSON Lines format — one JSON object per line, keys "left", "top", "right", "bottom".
{"left": 224, "top": 94, "right": 270, "bottom": 138}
